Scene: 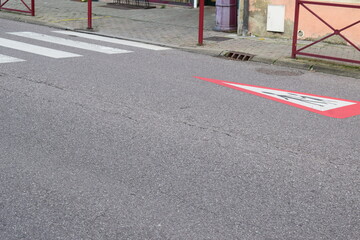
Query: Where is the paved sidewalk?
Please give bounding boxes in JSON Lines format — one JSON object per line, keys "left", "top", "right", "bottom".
{"left": 1, "top": 0, "right": 359, "bottom": 78}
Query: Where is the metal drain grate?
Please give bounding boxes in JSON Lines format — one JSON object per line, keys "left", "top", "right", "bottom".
{"left": 203, "top": 36, "right": 232, "bottom": 42}
{"left": 223, "top": 51, "right": 254, "bottom": 61}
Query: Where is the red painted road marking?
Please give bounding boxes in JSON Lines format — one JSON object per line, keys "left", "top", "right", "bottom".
{"left": 195, "top": 76, "right": 360, "bottom": 119}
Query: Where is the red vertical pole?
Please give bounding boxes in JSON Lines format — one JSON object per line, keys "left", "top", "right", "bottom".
{"left": 291, "top": 0, "right": 300, "bottom": 58}
{"left": 198, "top": 0, "right": 204, "bottom": 45}
{"left": 31, "top": 0, "right": 35, "bottom": 16}
{"left": 88, "top": 0, "right": 92, "bottom": 29}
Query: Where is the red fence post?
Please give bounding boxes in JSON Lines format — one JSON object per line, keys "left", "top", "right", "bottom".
{"left": 31, "top": 0, "right": 35, "bottom": 16}
{"left": 198, "top": 0, "right": 204, "bottom": 45}
{"left": 291, "top": 0, "right": 300, "bottom": 59}
{"left": 88, "top": 0, "right": 92, "bottom": 29}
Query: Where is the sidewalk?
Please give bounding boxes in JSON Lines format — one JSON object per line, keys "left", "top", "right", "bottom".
{"left": 1, "top": 0, "right": 359, "bottom": 78}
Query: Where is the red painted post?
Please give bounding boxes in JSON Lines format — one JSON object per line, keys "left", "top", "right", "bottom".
{"left": 291, "top": 0, "right": 300, "bottom": 58}
{"left": 31, "top": 0, "right": 35, "bottom": 16}
{"left": 198, "top": 0, "right": 204, "bottom": 45}
{"left": 88, "top": 0, "right": 92, "bottom": 29}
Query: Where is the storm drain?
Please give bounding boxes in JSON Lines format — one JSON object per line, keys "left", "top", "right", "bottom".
{"left": 203, "top": 36, "right": 232, "bottom": 42}
{"left": 223, "top": 51, "right": 255, "bottom": 61}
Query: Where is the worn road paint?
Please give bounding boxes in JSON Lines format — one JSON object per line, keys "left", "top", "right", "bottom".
{"left": 195, "top": 76, "right": 360, "bottom": 119}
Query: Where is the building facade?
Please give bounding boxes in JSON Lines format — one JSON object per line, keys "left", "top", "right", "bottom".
{"left": 238, "top": 0, "right": 360, "bottom": 45}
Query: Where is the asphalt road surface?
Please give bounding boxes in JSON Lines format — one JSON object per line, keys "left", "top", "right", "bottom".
{"left": 0, "top": 19, "right": 359, "bottom": 240}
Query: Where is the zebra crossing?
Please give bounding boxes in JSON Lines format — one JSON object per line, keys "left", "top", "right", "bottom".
{"left": 54, "top": 31, "right": 170, "bottom": 51}
{"left": 0, "top": 31, "right": 170, "bottom": 64}
{"left": 0, "top": 37, "right": 82, "bottom": 59}
{"left": 0, "top": 54, "right": 25, "bottom": 64}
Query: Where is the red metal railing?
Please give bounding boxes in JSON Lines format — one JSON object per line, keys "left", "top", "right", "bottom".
{"left": 0, "top": 0, "right": 35, "bottom": 16}
{"left": 292, "top": 0, "right": 360, "bottom": 64}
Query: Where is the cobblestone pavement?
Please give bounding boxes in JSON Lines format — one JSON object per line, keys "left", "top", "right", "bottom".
{"left": 1, "top": 0, "right": 359, "bottom": 77}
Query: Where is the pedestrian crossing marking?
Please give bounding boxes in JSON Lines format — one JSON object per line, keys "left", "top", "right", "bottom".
{"left": 53, "top": 31, "right": 170, "bottom": 51}
{"left": 0, "top": 31, "right": 168, "bottom": 65}
{"left": 0, "top": 54, "right": 25, "bottom": 64}
{"left": 0, "top": 37, "right": 81, "bottom": 59}
{"left": 8, "top": 32, "right": 133, "bottom": 54}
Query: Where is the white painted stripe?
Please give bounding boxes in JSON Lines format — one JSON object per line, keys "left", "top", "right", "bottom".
{"left": 0, "top": 54, "right": 25, "bottom": 64}
{"left": 53, "top": 31, "right": 170, "bottom": 51}
{"left": 0, "top": 37, "right": 81, "bottom": 58}
{"left": 8, "top": 32, "right": 132, "bottom": 54}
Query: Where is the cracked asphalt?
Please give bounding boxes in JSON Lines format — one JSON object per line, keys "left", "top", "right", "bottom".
{"left": 0, "top": 20, "right": 359, "bottom": 240}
